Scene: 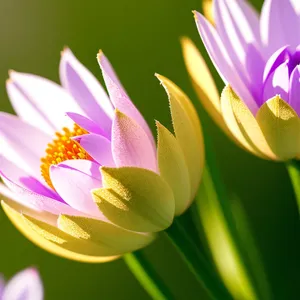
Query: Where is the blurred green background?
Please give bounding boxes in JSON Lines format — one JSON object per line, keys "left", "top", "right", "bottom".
{"left": 0, "top": 0, "right": 299, "bottom": 299}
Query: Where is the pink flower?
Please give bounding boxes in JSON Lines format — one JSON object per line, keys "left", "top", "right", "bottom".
{"left": 182, "top": 0, "right": 300, "bottom": 160}
{"left": 0, "top": 268, "right": 43, "bottom": 300}
{"left": 0, "top": 49, "right": 203, "bottom": 262}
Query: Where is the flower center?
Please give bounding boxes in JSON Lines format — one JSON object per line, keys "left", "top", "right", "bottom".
{"left": 40, "top": 124, "right": 90, "bottom": 189}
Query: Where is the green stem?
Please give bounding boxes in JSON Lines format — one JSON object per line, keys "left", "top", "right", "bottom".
{"left": 286, "top": 160, "right": 300, "bottom": 214}
{"left": 123, "top": 251, "right": 174, "bottom": 300}
{"left": 165, "top": 220, "right": 232, "bottom": 300}
{"left": 194, "top": 130, "right": 270, "bottom": 300}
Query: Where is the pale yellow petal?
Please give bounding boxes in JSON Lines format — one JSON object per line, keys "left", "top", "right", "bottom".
{"left": 0, "top": 195, "right": 58, "bottom": 226}
{"left": 221, "top": 85, "right": 277, "bottom": 160}
{"left": 156, "top": 121, "right": 191, "bottom": 215}
{"left": 181, "top": 37, "right": 231, "bottom": 136}
{"left": 256, "top": 96, "right": 300, "bottom": 160}
{"left": 156, "top": 74, "right": 204, "bottom": 199}
{"left": 203, "top": 0, "right": 214, "bottom": 25}
{"left": 1, "top": 201, "right": 119, "bottom": 263}
{"left": 92, "top": 167, "right": 175, "bottom": 232}
{"left": 58, "top": 215, "right": 155, "bottom": 253}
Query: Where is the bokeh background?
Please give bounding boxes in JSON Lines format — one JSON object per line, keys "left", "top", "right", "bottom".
{"left": 0, "top": 0, "right": 299, "bottom": 299}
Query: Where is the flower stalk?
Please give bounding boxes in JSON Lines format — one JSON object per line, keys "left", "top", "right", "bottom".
{"left": 124, "top": 251, "right": 174, "bottom": 300}
{"left": 286, "top": 160, "right": 300, "bottom": 214}
{"left": 190, "top": 128, "right": 271, "bottom": 300}
{"left": 165, "top": 219, "right": 232, "bottom": 300}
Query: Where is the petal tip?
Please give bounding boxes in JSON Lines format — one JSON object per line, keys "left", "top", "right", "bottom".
{"left": 49, "top": 165, "right": 59, "bottom": 174}
{"left": 6, "top": 78, "right": 12, "bottom": 85}
{"left": 154, "top": 73, "right": 164, "bottom": 85}
{"left": 60, "top": 46, "right": 72, "bottom": 57}
{"left": 8, "top": 69, "right": 16, "bottom": 77}
{"left": 114, "top": 108, "right": 126, "bottom": 119}
{"left": 192, "top": 10, "right": 200, "bottom": 19}
{"left": 155, "top": 73, "right": 166, "bottom": 85}
{"left": 179, "top": 36, "right": 191, "bottom": 46}
{"left": 154, "top": 119, "right": 162, "bottom": 127}
{"left": 26, "top": 267, "right": 39, "bottom": 276}
{"left": 97, "top": 50, "right": 104, "bottom": 61}
{"left": 99, "top": 166, "right": 110, "bottom": 174}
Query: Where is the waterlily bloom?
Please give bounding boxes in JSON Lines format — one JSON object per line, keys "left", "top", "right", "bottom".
{"left": 0, "top": 49, "right": 203, "bottom": 262}
{"left": 182, "top": 0, "right": 300, "bottom": 161}
{"left": 0, "top": 268, "right": 43, "bottom": 300}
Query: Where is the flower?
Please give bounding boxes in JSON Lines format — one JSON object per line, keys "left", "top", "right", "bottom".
{"left": 0, "top": 268, "right": 43, "bottom": 300}
{"left": 182, "top": 0, "right": 300, "bottom": 161}
{"left": 0, "top": 49, "right": 204, "bottom": 262}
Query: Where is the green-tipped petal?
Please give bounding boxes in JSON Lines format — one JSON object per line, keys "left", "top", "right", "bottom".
{"left": 156, "top": 74, "right": 204, "bottom": 199}
{"left": 156, "top": 121, "right": 191, "bottom": 215}
{"left": 59, "top": 215, "right": 155, "bottom": 253}
{"left": 256, "top": 96, "right": 300, "bottom": 160}
{"left": 92, "top": 167, "right": 175, "bottom": 233}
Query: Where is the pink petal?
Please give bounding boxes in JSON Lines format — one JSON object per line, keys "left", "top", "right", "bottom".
{"left": 0, "top": 155, "right": 58, "bottom": 200}
{"left": 6, "top": 80, "right": 55, "bottom": 135}
{"left": 2, "top": 268, "right": 43, "bottom": 300}
{"left": 97, "top": 52, "right": 156, "bottom": 149}
{"left": 0, "top": 182, "right": 56, "bottom": 226}
{"left": 260, "top": 0, "right": 300, "bottom": 56}
{"left": 66, "top": 112, "right": 108, "bottom": 137}
{"left": 0, "top": 161, "right": 85, "bottom": 221}
{"left": 8, "top": 71, "right": 83, "bottom": 134}
{"left": 291, "top": 0, "right": 300, "bottom": 15}
{"left": 195, "top": 11, "right": 232, "bottom": 83}
{"left": 245, "top": 45, "right": 265, "bottom": 104}
{"left": 289, "top": 66, "right": 300, "bottom": 115}
{"left": 194, "top": 11, "right": 259, "bottom": 113}
{"left": 0, "top": 113, "right": 51, "bottom": 181}
{"left": 263, "top": 61, "right": 290, "bottom": 102}
{"left": 1, "top": 180, "right": 87, "bottom": 222}
{"left": 214, "top": 0, "right": 262, "bottom": 71}
{"left": 263, "top": 46, "right": 290, "bottom": 82}
{"left": 50, "top": 163, "right": 102, "bottom": 217}
{"left": 57, "top": 159, "right": 102, "bottom": 180}
{"left": 225, "top": 0, "right": 261, "bottom": 45}
{"left": 0, "top": 275, "right": 4, "bottom": 298}
{"left": 0, "top": 181, "right": 35, "bottom": 210}
{"left": 112, "top": 110, "right": 157, "bottom": 172}
{"left": 60, "top": 48, "right": 113, "bottom": 135}
{"left": 75, "top": 134, "right": 115, "bottom": 167}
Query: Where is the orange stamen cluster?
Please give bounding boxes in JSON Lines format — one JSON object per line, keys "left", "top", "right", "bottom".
{"left": 41, "top": 124, "right": 90, "bottom": 189}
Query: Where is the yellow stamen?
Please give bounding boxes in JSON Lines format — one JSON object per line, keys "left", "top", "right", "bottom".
{"left": 40, "top": 124, "right": 90, "bottom": 189}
